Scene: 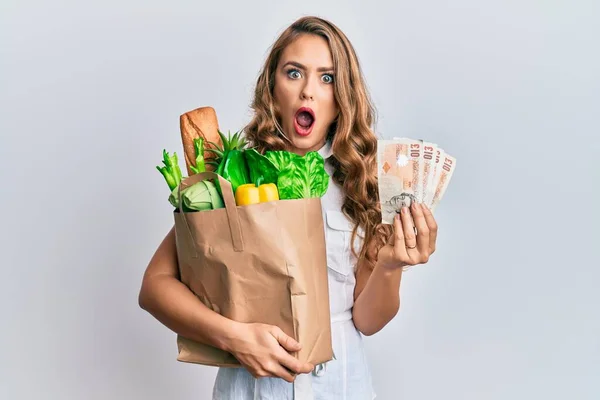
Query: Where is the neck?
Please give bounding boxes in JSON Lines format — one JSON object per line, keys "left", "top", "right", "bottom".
{"left": 291, "top": 140, "right": 327, "bottom": 156}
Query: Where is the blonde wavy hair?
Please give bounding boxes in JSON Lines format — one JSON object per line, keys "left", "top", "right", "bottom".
{"left": 243, "top": 16, "right": 393, "bottom": 271}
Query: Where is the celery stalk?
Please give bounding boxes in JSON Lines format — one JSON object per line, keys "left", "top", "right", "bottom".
{"left": 156, "top": 150, "right": 183, "bottom": 191}
{"left": 190, "top": 137, "right": 206, "bottom": 174}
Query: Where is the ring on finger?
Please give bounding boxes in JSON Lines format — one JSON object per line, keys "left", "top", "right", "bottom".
{"left": 406, "top": 226, "right": 417, "bottom": 249}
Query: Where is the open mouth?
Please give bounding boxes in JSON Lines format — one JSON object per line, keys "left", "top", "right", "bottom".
{"left": 294, "top": 107, "right": 315, "bottom": 136}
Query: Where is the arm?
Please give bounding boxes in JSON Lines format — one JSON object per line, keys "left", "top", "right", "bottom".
{"left": 352, "top": 203, "right": 438, "bottom": 336}
{"left": 138, "top": 226, "right": 238, "bottom": 351}
{"left": 138, "top": 226, "right": 314, "bottom": 381}
{"left": 352, "top": 255, "right": 402, "bottom": 336}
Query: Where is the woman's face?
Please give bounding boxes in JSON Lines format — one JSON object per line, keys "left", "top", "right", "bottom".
{"left": 273, "top": 34, "right": 339, "bottom": 155}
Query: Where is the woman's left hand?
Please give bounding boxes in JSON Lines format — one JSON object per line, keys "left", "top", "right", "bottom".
{"left": 377, "top": 202, "right": 438, "bottom": 270}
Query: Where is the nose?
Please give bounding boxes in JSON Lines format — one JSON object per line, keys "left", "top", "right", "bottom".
{"left": 300, "top": 89, "right": 313, "bottom": 101}
{"left": 300, "top": 77, "right": 316, "bottom": 101}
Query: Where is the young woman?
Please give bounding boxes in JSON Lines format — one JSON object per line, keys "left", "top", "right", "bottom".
{"left": 139, "top": 16, "right": 438, "bottom": 400}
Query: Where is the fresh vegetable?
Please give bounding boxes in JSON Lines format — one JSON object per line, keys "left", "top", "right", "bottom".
{"left": 168, "top": 180, "right": 225, "bottom": 210}
{"left": 208, "top": 130, "right": 250, "bottom": 195}
{"left": 234, "top": 183, "right": 280, "bottom": 206}
{"left": 206, "top": 129, "right": 248, "bottom": 169}
{"left": 245, "top": 147, "right": 329, "bottom": 199}
{"left": 215, "top": 149, "right": 250, "bottom": 194}
{"left": 158, "top": 148, "right": 224, "bottom": 211}
{"left": 167, "top": 181, "right": 224, "bottom": 211}
{"left": 156, "top": 150, "right": 183, "bottom": 191}
{"left": 244, "top": 148, "right": 279, "bottom": 187}
{"left": 180, "top": 180, "right": 224, "bottom": 210}
{"left": 189, "top": 137, "right": 206, "bottom": 174}
{"left": 157, "top": 128, "right": 329, "bottom": 213}
{"left": 264, "top": 151, "right": 329, "bottom": 199}
{"left": 168, "top": 187, "right": 183, "bottom": 209}
{"left": 235, "top": 184, "right": 260, "bottom": 206}
{"left": 258, "top": 183, "right": 279, "bottom": 202}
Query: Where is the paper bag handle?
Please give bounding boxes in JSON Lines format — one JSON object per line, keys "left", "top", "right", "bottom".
{"left": 177, "top": 171, "right": 244, "bottom": 252}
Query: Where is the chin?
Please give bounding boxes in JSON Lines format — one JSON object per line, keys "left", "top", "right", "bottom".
{"left": 284, "top": 126, "right": 324, "bottom": 152}
{"left": 288, "top": 135, "right": 325, "bottom": 155}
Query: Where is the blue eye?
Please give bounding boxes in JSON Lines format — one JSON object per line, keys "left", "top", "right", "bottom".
{"left": 286, "top": 68, "right": 334, "bottom": 84}
{"left": 287, "top": 69, "right": 301, "bottom": 79}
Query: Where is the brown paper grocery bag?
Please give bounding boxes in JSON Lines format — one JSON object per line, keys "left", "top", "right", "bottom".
{"left": 173, "top": 171, "right": 333, "bottom": 367}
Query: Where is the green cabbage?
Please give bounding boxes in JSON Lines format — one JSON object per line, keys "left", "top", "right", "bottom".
{"left": 169, "top": 180, "right": 224, "bottom": 211}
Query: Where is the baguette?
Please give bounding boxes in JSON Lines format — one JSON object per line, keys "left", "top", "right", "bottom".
{"left": 179, "top": 106, "right": 222, "bottom": 176}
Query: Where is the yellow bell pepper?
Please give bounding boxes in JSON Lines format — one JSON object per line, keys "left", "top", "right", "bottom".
{"left": 258, "top": 183, "right": 279, "bottom": 202}
{"left": 235, "top": 183, "right": 279, "bottom": 206}
{"left": 235, "top": 184, "right": 260, "bottom": 206}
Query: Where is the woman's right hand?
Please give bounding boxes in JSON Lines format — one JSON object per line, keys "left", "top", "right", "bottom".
{"left": 225, "top": 322, "right": 314, "bottom": 382}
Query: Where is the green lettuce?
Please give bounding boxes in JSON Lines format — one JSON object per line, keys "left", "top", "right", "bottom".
{"left": 264, "top": 151, "right": 329, "bottom": 199}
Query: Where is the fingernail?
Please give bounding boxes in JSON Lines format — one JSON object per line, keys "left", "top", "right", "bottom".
{"left": 402, "top": 207, "right": 408, "bottom": 214}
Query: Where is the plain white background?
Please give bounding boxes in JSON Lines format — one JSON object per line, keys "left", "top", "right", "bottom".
{"left": 2, "top": 1, "right": 599, "bottom": 399}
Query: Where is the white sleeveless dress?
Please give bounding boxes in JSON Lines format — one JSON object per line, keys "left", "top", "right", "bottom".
{"left": 212, "top": 141, "right": 377, "bottom": 399}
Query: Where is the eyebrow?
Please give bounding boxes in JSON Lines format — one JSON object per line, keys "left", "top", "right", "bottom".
{"left": 282, "top": 61, "right": 334, "bottom": 73}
